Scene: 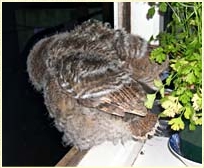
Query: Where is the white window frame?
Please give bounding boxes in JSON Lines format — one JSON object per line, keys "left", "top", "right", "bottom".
{"left": 114, "top": 2, "right": 164, "bottom": 44}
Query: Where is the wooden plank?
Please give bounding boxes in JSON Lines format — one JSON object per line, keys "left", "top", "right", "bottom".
{"left": 121, "top": 2, "right": 131, "bottom": 33}
{"left": 114, "top": 2, "right": 131, "bottom": 32}
{"left": 55, "top": 147, "right": 88, "bottom": 166}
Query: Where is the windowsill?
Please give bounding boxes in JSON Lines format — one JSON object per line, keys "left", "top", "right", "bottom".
{"left": 133, "top": 136, "right": 186, "bottom": 166}
{"left": 56, "top": 136, "right": 187, "bottom": 166}
{"left": 78, "top": 140, "right": 144, "bottom": 166}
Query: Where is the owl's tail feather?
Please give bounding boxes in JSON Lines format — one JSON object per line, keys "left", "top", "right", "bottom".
{"left": 130, "top": 112, "right": 159, "bottom": 140}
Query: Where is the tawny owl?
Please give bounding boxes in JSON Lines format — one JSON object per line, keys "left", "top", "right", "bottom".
{"left": 27, "top": 19, "right": 169, "bottom": 150}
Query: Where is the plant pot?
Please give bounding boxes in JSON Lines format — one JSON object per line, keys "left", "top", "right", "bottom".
{"left": 168, "top": 124, "right": 202, "bottom": 166}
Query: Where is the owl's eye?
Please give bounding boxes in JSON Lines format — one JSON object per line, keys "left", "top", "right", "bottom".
{"left": 104, "top": 22, "right": 111, "bottom": 28}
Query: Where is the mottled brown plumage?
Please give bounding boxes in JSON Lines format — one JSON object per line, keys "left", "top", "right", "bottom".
{"left": 27, "top": 19, "right": 168, "bottom": 150}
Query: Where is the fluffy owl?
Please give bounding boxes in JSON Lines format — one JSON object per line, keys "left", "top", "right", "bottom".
{"left": 27, "top": 19, "right": 169, "bottom": 150}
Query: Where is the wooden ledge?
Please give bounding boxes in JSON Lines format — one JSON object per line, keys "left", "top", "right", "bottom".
{"left": 56, "top": 147, "right": 88, "bottom": 166}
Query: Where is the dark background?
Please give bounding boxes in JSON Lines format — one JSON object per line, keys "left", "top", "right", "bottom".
{"left": 2, "top": 2, "right": 113, "bottom": 166}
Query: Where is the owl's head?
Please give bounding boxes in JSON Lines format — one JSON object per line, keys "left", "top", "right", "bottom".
{"left": 131, "top": 45, "right": 169, "bottom": 92}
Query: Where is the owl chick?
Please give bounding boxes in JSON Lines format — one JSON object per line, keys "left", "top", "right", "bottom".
{"left": 27, "top": 19, "right": 168, "bottom": 150}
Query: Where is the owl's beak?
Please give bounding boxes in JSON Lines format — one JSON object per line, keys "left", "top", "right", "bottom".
{"left": 159, "top": 70, "right": 169, "bottom": 81}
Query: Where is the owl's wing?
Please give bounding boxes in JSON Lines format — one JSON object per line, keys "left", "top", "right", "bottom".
{"left": 52, "top": 51, "right": 148, "bottom": 117}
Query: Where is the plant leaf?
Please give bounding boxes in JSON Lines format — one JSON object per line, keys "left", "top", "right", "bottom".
{"left": 160, "top": 87, "right": 165, "bottom": 98}
{"left": 150, "top": 47, "right": 166, "bottom": 63}
{"left": 186, "top": 72, "right": 196, "bottom": 84}
{"left": 184, "top": 106, "right": 192, "bottom": 119}
{"left": 147, "top": 7, "right": 155, "bottom": 19}
{"left": 165, "top": 74, "right": 173, "bottom": 86}
{"left": 154, "top": 79, "right": 163, "bottom": 88}
{"left": 169, "top": 117, "right": 185, "bottom": 131}
{"left": 195, "top": 117, "right": 202, "bottom": 125}
{"left": 144, "top": 94, "right": 156, "bottom": 109}
{"left": 189, "top": 123, "right": 196, "bottom": 130}
{"left": 161, "top": 96, "right": 183, "bottom": 117}
{"left": 159, "top": 2, "right": 167, "bottom": 13}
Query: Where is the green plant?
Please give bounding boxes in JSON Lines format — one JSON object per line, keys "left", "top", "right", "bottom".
{"left": 145, "top": 2, "right": 202, "bottom": 131}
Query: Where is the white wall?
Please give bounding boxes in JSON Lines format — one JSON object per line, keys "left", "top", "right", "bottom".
{"left": 114, "top": 2, "right": 163, "bottom": 44}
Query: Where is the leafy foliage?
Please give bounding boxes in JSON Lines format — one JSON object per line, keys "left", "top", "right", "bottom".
{"left": 146, "top": 2, "right": 202, "bottom": 131}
